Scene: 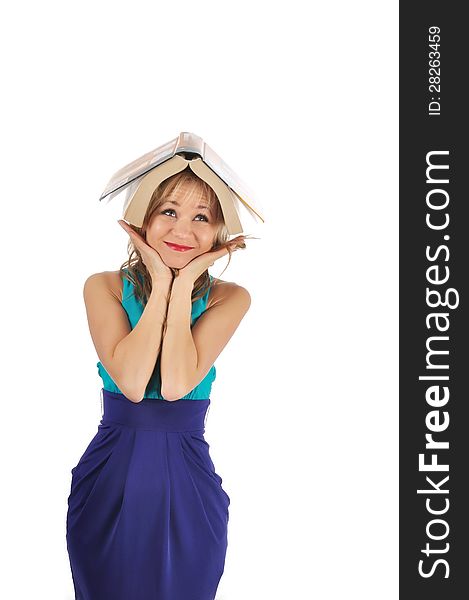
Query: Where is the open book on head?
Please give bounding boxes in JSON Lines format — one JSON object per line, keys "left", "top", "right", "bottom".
{"left": 99, "top": 132, "right": 265, "bottom": 236}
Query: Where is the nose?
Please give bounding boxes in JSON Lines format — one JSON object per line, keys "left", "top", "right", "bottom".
{"left": 171, "top": 217, "right": 194, "bottom": 241}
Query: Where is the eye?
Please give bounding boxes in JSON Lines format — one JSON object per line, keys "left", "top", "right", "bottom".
{"left": 160, "top": 209, "right": 209, "bottom": 222}
{"left": 161, "top": 208, "right": 176, "bottom": 217}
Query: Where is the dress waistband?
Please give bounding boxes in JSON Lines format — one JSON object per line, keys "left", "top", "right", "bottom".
{"left": 100, "top": 389, "right": 211, "bottom": 432}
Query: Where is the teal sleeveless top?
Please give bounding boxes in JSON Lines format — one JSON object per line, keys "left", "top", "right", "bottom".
{"left": 97, "top": 269, "right": 217, "bottom": 400}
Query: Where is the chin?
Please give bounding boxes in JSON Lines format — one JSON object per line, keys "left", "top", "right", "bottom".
{"left": 163, "top": 256, "right": 193, "bottom": 270}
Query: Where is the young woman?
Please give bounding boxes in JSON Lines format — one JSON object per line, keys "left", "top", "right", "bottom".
{"left": 66, "top": 168, "right": 251, "bottom": 600}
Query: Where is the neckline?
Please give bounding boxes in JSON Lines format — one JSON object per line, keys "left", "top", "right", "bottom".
{"left": 123, "top": 267, "right": 213, "bottom": 280}
{"left": 121, "top": 269, "right": 214, "bottom": 305}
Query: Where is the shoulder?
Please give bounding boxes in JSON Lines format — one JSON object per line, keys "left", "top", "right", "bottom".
{"left": 207, "top": 277, "right": 251, "bottom": 311}
{"left": 84, "top": 270, "right": 123, "bottom": 303}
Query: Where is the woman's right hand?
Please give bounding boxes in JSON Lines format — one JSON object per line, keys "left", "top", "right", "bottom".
{"left": 118, "top": 220, "right": 174, "bottom": 284}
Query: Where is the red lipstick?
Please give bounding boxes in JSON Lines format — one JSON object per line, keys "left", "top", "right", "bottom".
{"left": 164, "top": 241, "right": 194, "bottom": 252}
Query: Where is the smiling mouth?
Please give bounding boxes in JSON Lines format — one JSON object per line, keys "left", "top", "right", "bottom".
{"left": 164, "top": 241, "right": 194, "bottom": 252}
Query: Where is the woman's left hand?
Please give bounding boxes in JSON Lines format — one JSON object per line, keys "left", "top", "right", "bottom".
{"left": 177, "top": 236, "right": 246, "bottom": 283}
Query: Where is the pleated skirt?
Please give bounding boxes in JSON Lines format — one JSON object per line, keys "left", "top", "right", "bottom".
{"left": 66, "top": 389, "right": 230, "bottom": 600}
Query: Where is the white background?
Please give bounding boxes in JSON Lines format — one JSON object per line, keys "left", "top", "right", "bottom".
{"left": 0, "top": 1, "right": 398, "bottom": 598}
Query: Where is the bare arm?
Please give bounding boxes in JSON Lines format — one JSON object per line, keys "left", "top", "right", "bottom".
{"left": 84, "top": 273, "right": 172, "bottom": 403}
{"left": 160, "top": 277, "right": 197, "bottom": 400}
{"left": 112, "top": 225, "right": 250, "bottom": 402}
{"left": 112, "top": 279, "right": 172, "bottom": 402}
{"left": 160, "top": 277, "right": 251, "bottom": 401}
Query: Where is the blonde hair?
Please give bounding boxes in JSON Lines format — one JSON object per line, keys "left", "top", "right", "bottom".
{"left": 119, "top": 167, "right": 245, "bottom": 305}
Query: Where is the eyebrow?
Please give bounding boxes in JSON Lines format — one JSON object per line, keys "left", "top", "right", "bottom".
{"left": 164, "top": 199, "right": 212, "bottom": 211}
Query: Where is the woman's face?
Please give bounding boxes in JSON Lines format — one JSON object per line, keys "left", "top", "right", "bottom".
{"left": 145, "top": 180, "right": 219, "bottom": 269}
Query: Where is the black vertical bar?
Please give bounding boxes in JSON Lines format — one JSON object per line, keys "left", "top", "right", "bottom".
{"left": 400, "top": 3, "right": 467, "bottom": 598}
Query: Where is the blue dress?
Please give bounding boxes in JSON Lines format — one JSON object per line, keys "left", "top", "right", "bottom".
{"left": 66, "top": 270, "right": 230, "bottom": 600}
